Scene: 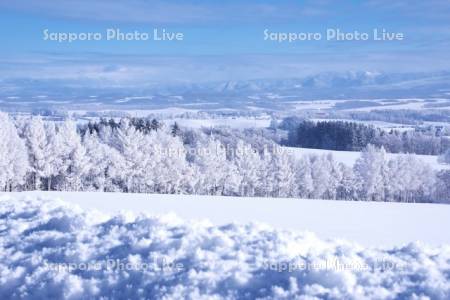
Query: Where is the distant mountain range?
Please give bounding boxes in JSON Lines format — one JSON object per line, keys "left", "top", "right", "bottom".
{"left": 202, "top": 71, "right": 450, "bottom": 94}
{"left": 1, "top": 71, "right": 450, "bottom": 111}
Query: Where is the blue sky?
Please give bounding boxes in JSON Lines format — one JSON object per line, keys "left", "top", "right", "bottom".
{"left": 1, "top": 0, "right": 450, "bottom": 84}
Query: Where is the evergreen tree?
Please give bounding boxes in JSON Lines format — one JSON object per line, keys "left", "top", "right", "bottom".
{"left": 171, "top": 122, "right": 181, "bottom": 137}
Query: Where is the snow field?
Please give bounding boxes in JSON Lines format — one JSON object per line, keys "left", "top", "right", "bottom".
{"left": 8, "top": 191, "right": 450, "bottom": 247}
{"left": 1, "top": 194, "right": 450, "bottom": 299}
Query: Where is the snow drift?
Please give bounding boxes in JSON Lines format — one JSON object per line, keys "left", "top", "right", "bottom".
{"left": 1, "top": 195, "right": 449, "bottom": 299}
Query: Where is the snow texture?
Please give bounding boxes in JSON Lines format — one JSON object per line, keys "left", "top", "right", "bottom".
{"left": 10, "top": 191, "right": 450, "bottom": 247}
{"left": 1, "top": 195, "right": 450, "bottom": 299}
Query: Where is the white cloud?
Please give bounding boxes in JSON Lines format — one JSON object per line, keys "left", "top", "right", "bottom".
{"left": 1, "top": 50, "right": 450, "bottom": 87}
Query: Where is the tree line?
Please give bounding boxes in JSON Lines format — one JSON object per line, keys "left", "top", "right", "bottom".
{"left": 283, "top": 119, "right": 449, "bottom": 155}
{"left": 0, "top": 112, "right": 449, "bottom": 203}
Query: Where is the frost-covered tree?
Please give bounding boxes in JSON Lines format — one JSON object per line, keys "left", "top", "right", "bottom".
{"left": 294, "top": 157, "right": 314, "bottom": 198}
{"left": 310, "top": 154, "right": 337, "bottom": 200}
{"left": 53, "top": 120, "right": 90, "bottom": 191}
{"left": 436, "top": 170, "right": 450, "bottom": 203}
{"left": 82, "top": 132, "right": 125, "bottom": 192}
{"left": 255, "top": 149, "right": 272, "bottom": 197}
{"left": 440, "top": 149, "right": 450, "bottom": 164}
{"left": 354, "top": 145, "right": 389, "bottom": 201}
{"left": 267, "top": 146, "right": 296, "bottom": 197}
{"left": 192, "top": 139, "right": 230, "bottom": 195}
{"left": 336, "top": 164, "right": 356, "bottom": 200}
{"left": 113, "top": 119, "right": 150, "bottom": 192}
{"left": 233, "top": 140, "right": 262, "bottom": 197}
{"left": 387, "top": 154, "right": 436, "bottom": 202}
{"left": 151, "top": 130, "right": 190, "bottom": 194}
{"left": 0, "top": 112, "right": 28, "bottom": 191}
{"left": 22, "top": 117, "right": 58, "bottom": 190}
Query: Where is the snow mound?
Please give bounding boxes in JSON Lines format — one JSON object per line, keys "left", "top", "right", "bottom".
{"left": 1, "top": 195, "right": 450, "bottom": 299}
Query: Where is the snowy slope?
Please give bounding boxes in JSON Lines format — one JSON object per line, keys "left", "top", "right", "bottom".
{"left": 1, "top": 194, "right": 450, "bottom": 299}
{"left": 285, "top": 147, "right": 450, "bottom": 170}
{"left": 5, "top": 191, "right": 450, "bottom": 248}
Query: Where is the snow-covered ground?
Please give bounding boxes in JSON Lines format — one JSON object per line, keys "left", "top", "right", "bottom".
{"left": 288, "top": 98, "right": 450, "bottom": 112}
{"left": 1, "top": 193, "right": 450, "bottom": 299}
{"left": 4, "top": 192, "right": 450, "bottom": 248}
{"left": 166, "top": 116, "right": 272, "bottom": 129}
{"left": 286, "top": 147, "right": 450, "bottom": 170}
{"left": 68, "top": 107, "right": 200, "bottom": 119}
{"left": 67, "top": 110, "right": 272, "bottom": 128}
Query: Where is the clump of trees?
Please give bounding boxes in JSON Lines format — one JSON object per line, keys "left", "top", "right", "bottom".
{"left": 1, "top": 112, "right": 449, "bottom": 203}
{"left": 331, "top": 109, "right": 450, "bottom": 125}
{"left": 284, "top": 120, "right": 449, "bottom": 155}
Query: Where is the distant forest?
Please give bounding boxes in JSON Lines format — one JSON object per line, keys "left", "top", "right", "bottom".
{"left": 282, "top": 119, "right": 450, "bottom": 155}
